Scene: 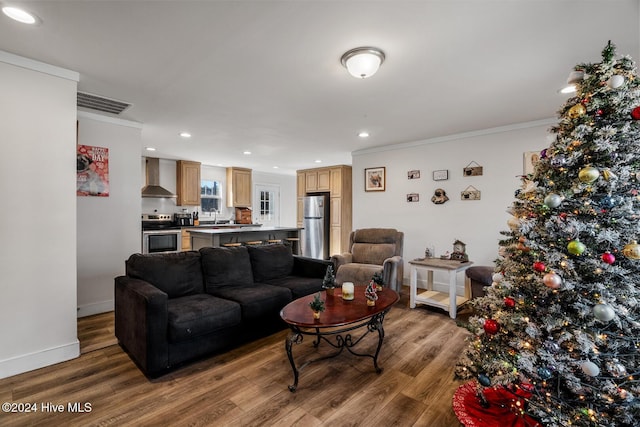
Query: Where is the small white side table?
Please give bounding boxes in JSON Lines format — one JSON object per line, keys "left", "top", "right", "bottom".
{"left": 409, "top": 258, "right": 474, "bottom": 319}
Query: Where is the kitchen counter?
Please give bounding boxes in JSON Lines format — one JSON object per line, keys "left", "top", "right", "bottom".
{"left": 185, "top": 223, "right": 259, "bottom": 229}
{"left": 188, "top": 226, "right": 301, "bottom": 250}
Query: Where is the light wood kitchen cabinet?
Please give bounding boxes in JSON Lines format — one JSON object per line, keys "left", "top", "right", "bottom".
{"left": 176, "top": 160, "right": 201, "bottom": 206}
{"left": 181, "top": 229, "right": 191, "bottom": 251}
{"left": 297, "top": 173, "right": 306, "bottom": 198}
{"left": 226, "top": 167, "right": 252, "bottom": 207}
{"left": 304, "top": 169, "right": 330, "bottom": 193}
{"left": 297, "top": 165, "right": 352, "bottom": 256}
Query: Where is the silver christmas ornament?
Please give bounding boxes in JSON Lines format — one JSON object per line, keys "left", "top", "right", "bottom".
{"left": 606, "top": 360, "right": 628, "bottom": 377}
{"left": 544, "top": 193, "right": 563, "bottom": 208}
{"left": 593, "top": 303, "right": 615, "bottom": 322}
{"left": 581, "top": 361, "right": 600, "bottom": 377}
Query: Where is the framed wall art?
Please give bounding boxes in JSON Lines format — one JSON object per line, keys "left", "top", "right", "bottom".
{"left": 463, "top": 161, "right": 483, "bottom": 176}
{"left": 77, "top": 144, "right": 109, "bottom": 197}
{"left": 461, "top": 185, "right": 481, "bottom": 201}
{"left": 407, "top": 170, "right": 420, "bottom": 179}
{"left": 433, "top": 169, "right": 449, "bottom": 181}
{"left": 365, "top": 167, "right": 386, "bottom": 191}
{"left": 407, "top": 193, "right": 419, "bottom": 202}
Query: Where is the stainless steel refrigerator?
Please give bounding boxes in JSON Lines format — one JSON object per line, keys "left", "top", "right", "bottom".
{"left": 302, "top": 195, "right": 329, "bottom": 260}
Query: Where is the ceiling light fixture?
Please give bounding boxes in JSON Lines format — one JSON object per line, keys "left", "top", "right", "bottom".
{"left": 179, "top": 132, "right": 191, "bottom": 138}
{"left": 358, "top": 131, "right": 370, "bottom": 138}
{"left": 314, "top": 160, "right": 322, "bottom": 163}
{"left": 341, "top": 47, "right": 385, "bottom": 79}
{"left": 2, "top": 6, "right": 38, "bottom": 24}
{"left": 145, "top": 147, "right": 156, "bottom": 151}
{"left": 243, "top": 151, "right": 251, "bottom": 155}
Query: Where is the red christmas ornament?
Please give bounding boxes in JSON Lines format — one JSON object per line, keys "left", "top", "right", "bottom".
{"left": 484, "top": 319, "right": 500, "bottom": 335}
{"left": 504, "top": 297, "right": 516, "bottom": 308}
{"left": 601, "top": 252, "right": 616, "bottom": 265}
{"left": 559, "top": 212, "right": 568, "bottom": 220}
{"left": 533, "top": 261, "right": 546, "bottom": 272}
{"left": 632, "top": 106, "right": 640, "bottom": 120}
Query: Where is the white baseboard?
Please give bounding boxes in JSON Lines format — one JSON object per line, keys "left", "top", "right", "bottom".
{"left": 0, "top": 341, "right": 79, "bottom": 380}
{"left": 77, "top": 299, "right": 114, "bottom": 318}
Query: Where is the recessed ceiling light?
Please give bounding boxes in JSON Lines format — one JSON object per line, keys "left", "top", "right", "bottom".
{"left": 273, "top": 166, "right": 279, "bottom": 169}
{"left": 243, "top": 151, "right": 251, "bottom": 155}
{"left": 559, "top": 85, "right": 576, "bottom": 94}
{"left": 358, "top": 131, "right": 370, "bottom": 138}
{"left": 2, "top": 6, "right": 38, "bottom": 24}
{"left": 179, "top": 132, "right": 191, "bottom": 138}
{"left": 314, "top": 159, "right": 322, "bottom": 163}
{"left": 145, "top": 147, "right": 156, "bottom": 151}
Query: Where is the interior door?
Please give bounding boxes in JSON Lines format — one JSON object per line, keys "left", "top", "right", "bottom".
{"left": 254, "top": 183, "right": 280, "bottom": 227}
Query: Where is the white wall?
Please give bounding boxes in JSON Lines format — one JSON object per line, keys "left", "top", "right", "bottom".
{"left": 77, "top": 113, "right": 142, "bottom": 317}
{"left": 0, "top": 52, "right": 79, "bottom": 378}
{"left": 253, "top": 170, "right": 297, "bottom": 227}
{"left": 352, "top": 120, "right": 554, "bottom": 292}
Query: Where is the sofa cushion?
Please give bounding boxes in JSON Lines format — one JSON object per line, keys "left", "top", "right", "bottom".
{"left": 200, "top": 246, "right": 254, "bottom": 292}
{"left": 167, "top": 294, "right": 241, "bottom": 342}
{"left": 262, "top": 276, "right": 323, "bottom": 299}
{"left": 125, "top": 251, "right": 203, "bottom": 298}
{"left": 351, "top": 243, "right": 396, "bottom": 265}
{"left": 247, "top": 244, "right": 294, "bottom": 282}
{"left": 336, "top": 263, "right": 383, "bottom": 286}
{"left": 208, "top": 285, "right": 292, "bottom": 321}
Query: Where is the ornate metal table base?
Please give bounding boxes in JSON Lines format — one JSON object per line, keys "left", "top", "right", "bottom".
{"left": 285, "top": 310, "right": 388, "bottom": 392}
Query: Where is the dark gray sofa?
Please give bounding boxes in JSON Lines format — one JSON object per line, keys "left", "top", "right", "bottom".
{"left": 114, "top": 244, "right": 329, "bottom": 376}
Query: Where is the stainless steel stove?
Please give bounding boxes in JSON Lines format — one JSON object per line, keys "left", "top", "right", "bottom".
{"left": 141, "top": 213, "right": 181, "bottom": 254}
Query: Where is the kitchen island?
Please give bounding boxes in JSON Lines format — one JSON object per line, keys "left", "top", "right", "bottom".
{"left": 188, "top": 226, "right": 301, "bottom": 250}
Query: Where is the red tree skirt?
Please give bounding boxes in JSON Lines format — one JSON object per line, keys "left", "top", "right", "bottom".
{"left": 453, "top": 381, "right": 542, "bottom": 427}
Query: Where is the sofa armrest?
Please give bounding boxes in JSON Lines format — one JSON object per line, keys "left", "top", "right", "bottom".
{"left": 114, "top": 276, "right": 169, "bottom": 376}
{"left": 382, "top": 255, "right": 404, "bottom": 292}
{"left": 292, "top": 255, "right": 331, "bottom": 278}
{"left": 330, "top": 253, "right": 353, "bottom": 271}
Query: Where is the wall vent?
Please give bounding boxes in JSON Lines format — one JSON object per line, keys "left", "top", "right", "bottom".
{"left": 77, "top": 91, "right": 131, "bottom": 114}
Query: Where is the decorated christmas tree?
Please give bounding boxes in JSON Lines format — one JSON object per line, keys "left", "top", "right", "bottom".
{"left": 456, "top": 42, "right": 640, "bottom": 426}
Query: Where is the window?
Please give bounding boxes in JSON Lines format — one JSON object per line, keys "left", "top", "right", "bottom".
{"left": 200, "top": 180, "right": 221, "bottom": 214}
{"left": 259, "top": 189, "right": 274, "bottom": 222}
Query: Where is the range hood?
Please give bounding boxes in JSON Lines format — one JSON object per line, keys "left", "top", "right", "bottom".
{"left": 141, "top": 157, "right": 177, "bottom": 198}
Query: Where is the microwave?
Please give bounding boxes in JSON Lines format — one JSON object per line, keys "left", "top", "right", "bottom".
{"left": 142, "top": 229, "right": 182, "bottom": 254}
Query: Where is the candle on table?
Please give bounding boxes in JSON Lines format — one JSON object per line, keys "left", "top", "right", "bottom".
{"left": 342, "top": 282, "right": 354, "bottom": 300}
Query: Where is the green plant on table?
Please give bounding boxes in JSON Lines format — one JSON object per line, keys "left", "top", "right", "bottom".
{"left": 309, "top": 292, "right": 325, "bottom": 313}
{"left": 322, "top": 265, "right": 336, "bottom": 289}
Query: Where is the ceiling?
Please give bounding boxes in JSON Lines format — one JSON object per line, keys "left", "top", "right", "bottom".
{"left": 1, "top": 1, "right": 638, "bottom": 175}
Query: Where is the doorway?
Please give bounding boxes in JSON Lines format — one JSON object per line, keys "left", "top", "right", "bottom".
{"left": 254, "top": 184, "right": 280, "bottom": 227}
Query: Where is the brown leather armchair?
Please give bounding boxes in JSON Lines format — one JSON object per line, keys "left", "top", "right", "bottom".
{"left": 331, "top": 228, "right": 404, "bottom": 292}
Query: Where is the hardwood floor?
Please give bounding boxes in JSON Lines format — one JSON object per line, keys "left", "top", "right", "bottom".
{"left": 0, "top": 289, "right": 472, "bottom": 426}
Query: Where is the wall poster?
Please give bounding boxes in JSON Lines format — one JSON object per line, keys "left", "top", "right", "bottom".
{"left": 77, "top": 145, "right": 109, "bottom": 197}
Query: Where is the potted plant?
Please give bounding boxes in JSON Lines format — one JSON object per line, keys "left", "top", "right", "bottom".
{"left": 309, "top": 292, "right": 325, "bottom": 319}
{"left": 372, "top": 272, "right": 385, "bottom": 292}
{"left": 322, "top": 265, "right": 337, "bottom": 296}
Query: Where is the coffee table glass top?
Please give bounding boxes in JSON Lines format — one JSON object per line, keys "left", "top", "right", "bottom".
{"left": 280, "top": 287, "right": 399, "bottom": 328}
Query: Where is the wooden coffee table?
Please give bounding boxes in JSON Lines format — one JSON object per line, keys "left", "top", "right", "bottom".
{"left": 280, "top": 286, "right": 399, "bottom": 392}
